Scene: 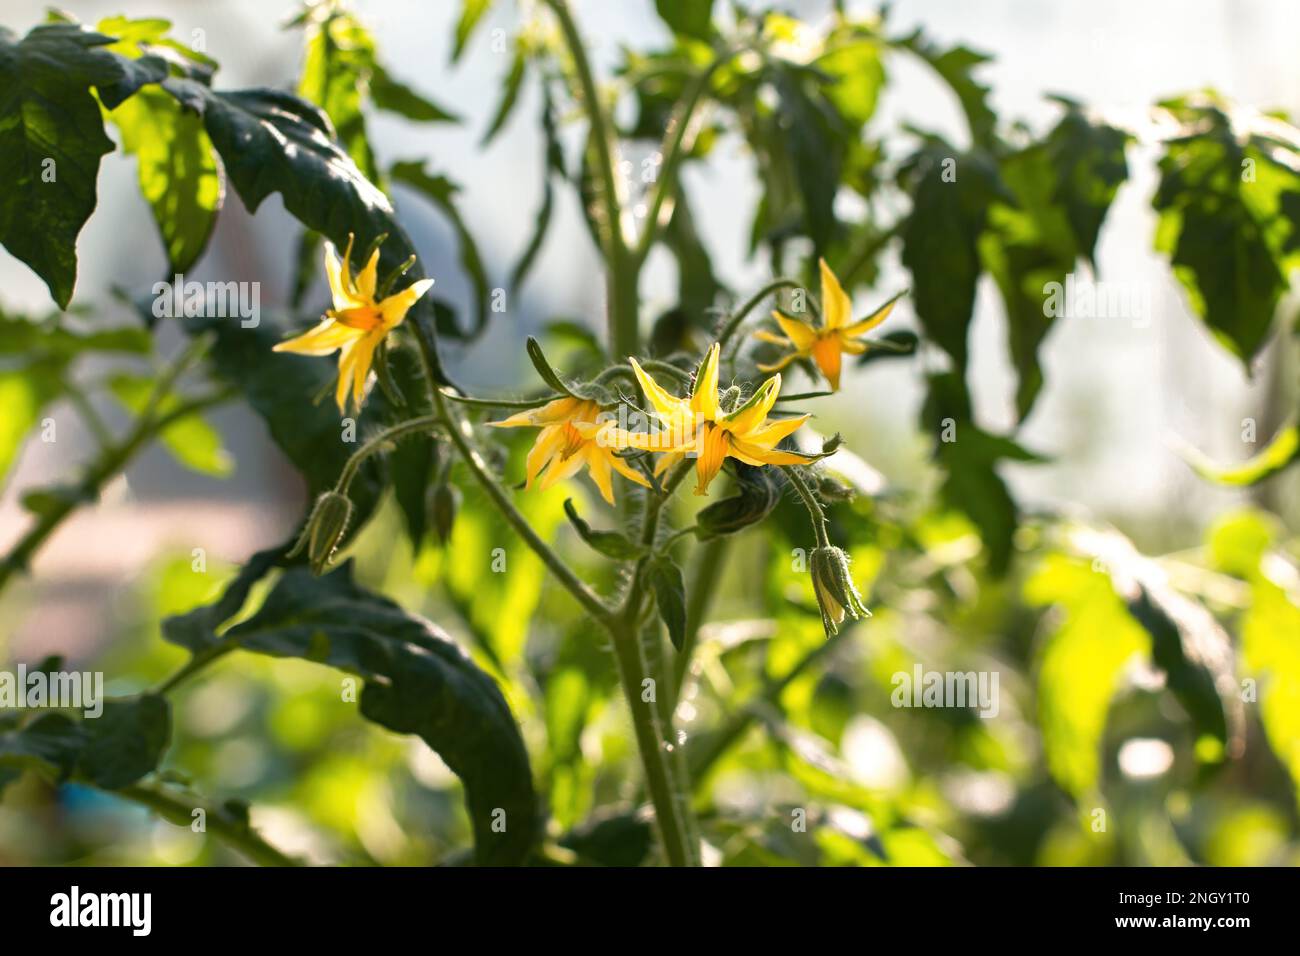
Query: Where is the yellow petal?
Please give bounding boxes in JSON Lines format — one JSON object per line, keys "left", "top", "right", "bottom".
{"left": 355, "top": 247, "right": 380, "bottom": 301}
{"left": 490, "top": 396, "right": 582, "bottom": 429}
{"left": 334, "top": 338, "right": 360, "bottom": 413}
{"left": 693, "top": 424, "right": 729, "bottom": 495}
{"left": 812, "top": 335, "right": 843, "bottom": 390}
{"left": 605, "top": 448, "right": 652, "bottom": 489}
{"left": 348, "top": 334, "right": 380, "bottom": 412}
{"left": 629, "top": 356, "right": 687, "bottom": 420}
{"left": 654, "top": 450, "right": 685, "bottom": 476}
{"left": 819, "top": 258, "right": 852, "bottom": 331}
{"left": 723, "top": 374, "right": 781, "bottom": 437}
{"left": 729, "top": 436, "right": 818, "bottom": 466}
{"left": 379, "top": 278, "right": 434, "bottom": 329}
{"left": 325, "top": 235, "right": 365, "bottom": 310}
{"left": 538, "top": 446, "right": 586, "bottom": 490}
{"left": 691, "top": 342, "right": 720, "bottom": 420}
{"left": 524, "top": 425, "right": 566, "bottom": 486}
{"left": 773, "top": 311, "right": 817, "bottom": 351}
{"left": 841, "top": 293, "right": 901, "bottom": 337}
{"left": 753, "top": 329, "right": 793, "bottom": 346}
{"left": 755, "top": 352, "right": 799, "bottom": 374}
{"left": 743, "top": 412, "right": 810, "bottom": 448}
{"left": 584, "top": 446, "right": 616, "bottom": 504}
{"left": 273, "top": 317, "right": 361, "bottom": 356}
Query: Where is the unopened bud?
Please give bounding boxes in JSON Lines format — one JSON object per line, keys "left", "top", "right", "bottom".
{"left": 809, "top": 545, "right": 870, "bottom": 637}
{"left": 289, "top": 490, "right": 353, "bottom": 574}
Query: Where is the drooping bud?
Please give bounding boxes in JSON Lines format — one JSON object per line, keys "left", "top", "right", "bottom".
{"left": 289, "top": 490, "right": 354, "bottom": 574}
{"left": 809, "top": 545, "right": 871, "bottom": 637}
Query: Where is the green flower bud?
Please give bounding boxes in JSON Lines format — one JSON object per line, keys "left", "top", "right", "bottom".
{"left": 289, "top": 490, "right": 353, "bottom": 574}
{"left": 810, "top": 545, "right": 870, "bottom": 637}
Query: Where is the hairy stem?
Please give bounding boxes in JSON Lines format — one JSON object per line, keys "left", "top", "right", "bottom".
{"left": 608, "top": 615, "right": 701, "bottom": 866}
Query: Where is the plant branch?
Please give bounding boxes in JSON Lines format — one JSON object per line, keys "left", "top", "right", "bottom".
{"left": 114, "top": 782, "right": 300, "bottom": 867}
{"left": 0, "top": 388, "right": 233, "bottom": 597}
{"left": 431, "top": 387, "right": 614, "bottom": 626}
{"left": 717, "top": 278, "right": 806, "bottom": 349}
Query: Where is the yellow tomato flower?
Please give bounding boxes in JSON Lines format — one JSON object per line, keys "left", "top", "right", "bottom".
{"left": 755, "top": 258, "right": 899, "bottom": 390}
{"left": 273, "top": 235, "right": 434, "bottom": 414}
{"left": 587, "top": 342, "right": 819, "bottom": 496}
{"left": 489, "top": 396, "right": 650, "bottom": 505}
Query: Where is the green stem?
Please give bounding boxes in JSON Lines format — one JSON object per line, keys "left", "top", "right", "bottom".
{"left": 431, "top": 388, "right": 614, "bottom": 626}
{"left": 717, "top": 278, "right": 806, "bottom": 349}
{"left": 785, "top": 466, "right": 830, "bottom": 547}
{"left": 336, "top": 413, "right": 443, "bottom": 493}
{"left": 632, "top": 50, "right": 738, "bottom": 267}
{"left": 608, "top": 616, "right": 701, "bottom": 866}
{"left": 114, "top": 782, "right": 299, "bottom": 867}
{"left": 688, "top": 620, "right": 853, "bottom": 781}
{"left": 544, "top": 0, "right": 638, "bottom": 358}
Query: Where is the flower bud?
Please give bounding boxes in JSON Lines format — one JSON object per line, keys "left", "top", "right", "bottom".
{"left": 290, "top": 490, "right": 353, "bottom": 574}
{"left": 810, "top": 545, "right": 870, "bottom": 637}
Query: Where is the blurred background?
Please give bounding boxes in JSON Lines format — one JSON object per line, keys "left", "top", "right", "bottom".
{"left": 1, "top": 0, "right": 1297, "bottom": 865}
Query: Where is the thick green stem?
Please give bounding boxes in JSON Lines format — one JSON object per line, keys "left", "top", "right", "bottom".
{"left": 608, "top": 616, "right": 701, "bottom": 866}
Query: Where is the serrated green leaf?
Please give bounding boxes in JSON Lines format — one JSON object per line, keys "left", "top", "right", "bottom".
{"left": 100, "top": 16, "right": 221, "bottom": 274}
{"left": 162, "top": 79, "right": 452, "bottom": 384}
{"left": 167, "top": 561, "right": 539, "bottom": 864}
{"left": 0, "top": 23, "right": 166, "bottom": 306}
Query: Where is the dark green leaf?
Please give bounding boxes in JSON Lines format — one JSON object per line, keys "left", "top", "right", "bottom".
{"left": 653, "top": 0, "right": 713, "bottom": 41}
{"left": 0, "top": 713, "right": 83, "bottom": 783}
{"left": 0, "top": 23, "right": 166, "bottom": 306}
{"left": 169, "top": 561, "right": 538, "bottom": 865}
{"left": 1153, "top": 99, "right": 1299, "bottom": 367}
{"left": 370, "top": 63, "right": 459, "bottom": 123}
{"left": 1044, "top": 99, "right": 1129, "bottom": 266}
{"left": 695, "top": 463, "right": 780, "bottom": 539}
{"left": 163, "top": 79, "right": 452, "bottom": 385}
{"left": 647, "top": 555, "right": 687, "bottom": 651}
{"left": 563, "top": 499, "right": 645, "bottom": 559}
{"left": 77, "top": 694, "right": 171, "bottom": 790}
{"left": 895, "top": 30, "right": 997, "bottom": 148}
{"left": 900, "top": 143, "right": 1001, "bottom": 374}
